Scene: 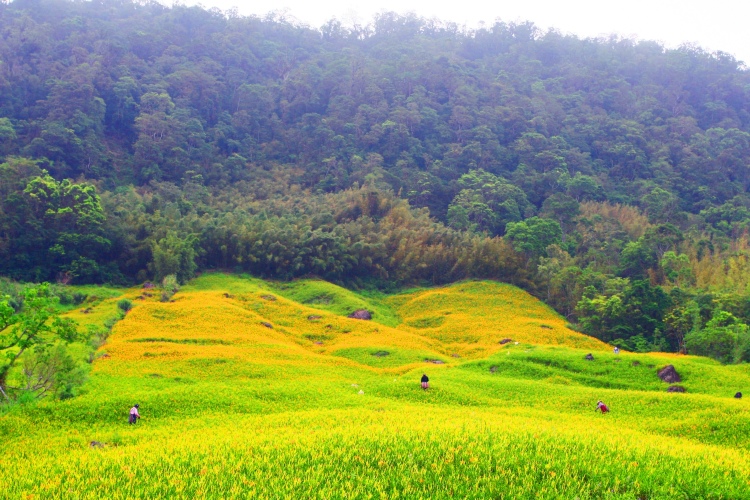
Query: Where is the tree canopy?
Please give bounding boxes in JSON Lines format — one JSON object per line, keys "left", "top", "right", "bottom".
{"left": 2, "top": 0, "right": 750, "bottom": 359}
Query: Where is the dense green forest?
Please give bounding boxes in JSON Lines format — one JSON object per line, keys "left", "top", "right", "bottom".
{"left": 1, "top": 0, "right": 750, "bottom": 359}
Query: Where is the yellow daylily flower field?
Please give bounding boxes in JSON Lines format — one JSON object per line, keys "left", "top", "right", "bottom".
{"left": 2, "top": 274, "right": 749, "bottom": 499}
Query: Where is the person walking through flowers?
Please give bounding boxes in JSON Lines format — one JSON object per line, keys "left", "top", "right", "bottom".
{"left": 129, "top": 404, "right": 141, "bottom": 424}
{"left": 421, "top": 373, "right": 429, "bottom": 390}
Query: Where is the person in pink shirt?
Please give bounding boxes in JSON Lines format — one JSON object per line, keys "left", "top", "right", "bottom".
{"left": 129, "top": 404, "right": 140, "bottom": 424}
{"left": 596, "top": 400, "right": 610, "bottom": 413}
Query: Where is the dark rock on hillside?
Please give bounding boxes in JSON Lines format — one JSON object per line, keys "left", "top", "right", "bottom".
{"left": 89, "top": 441, "right": 105, "bottom": 448}
{"left": 308, "top": 315, "right": 322, "bottom": 321}
{"left": 371, "top": 351, "right": 389, "bottom": 357}
{"left": 261, "top": 322, "right": 273, "bottom": 329}
{"left": 585, "top": 353, "right": 594, "bottom": 361}
{"left": 489, "top": 365, "right": 498, "bottom": 373}
{"left": 425, "top": 359, "right": 445, "bottom": 364}
{"left": 260, "top": 295, "right": 276, "bottom": 301}
{"left": 735, "top": 392, "right": 743, "bottom": 399}
{"left": 499, "top": 338, "right": 513, "bottom": 344}
{"left": 632, "top": 361, "right": 641, "bottom": 366}
{"left": 667, "top": 385, "right": 686, "bottom": 393}
{"left": 657, "top": 365, "right": 681, "bottom": 383}
{"left": 348, "top": 309, "right": 372, "bottom": 320}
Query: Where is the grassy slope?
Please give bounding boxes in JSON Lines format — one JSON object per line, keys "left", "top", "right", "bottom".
{"left": 2, "top": 273, "right": 749, "bottom": 499}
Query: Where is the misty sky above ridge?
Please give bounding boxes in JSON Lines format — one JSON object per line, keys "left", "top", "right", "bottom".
{"left": 174, "top": 0, "right": 749, "bottom": 65}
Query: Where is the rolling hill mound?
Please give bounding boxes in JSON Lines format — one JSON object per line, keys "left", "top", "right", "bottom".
{"left": 88, "top": 274, "right": 608, "bottom": 376}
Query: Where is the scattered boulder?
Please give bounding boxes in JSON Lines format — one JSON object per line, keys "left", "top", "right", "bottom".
{"left": 348, "top": 309, "right": 372, "bottom": 320}
{"left": 667, "top": 385, "right": 686, "bottom": 393}
{"left": 325, "top": 324, "right": 333, "bottom": 330}
{"left": 143, "top": 292, "right": 153, "bottom": 297}
{"left": 425, "top": 359, "right": 445, "bottom": 364}
{"left": 540, "top": 324, "right": 552, "bottom": 329}
{"left": 143, "top": 282, "right": 155, "bottom": 289}
{"left": 489, "top": 365, "right": 498, "bottom": 373}
{"left": 451, "top": 353, "right": 461, "bottom": 358}
{"left": 260, "top": 295, "right": 277, "bottom": 301}
{"left": 499, "top": 338, "right": 513, "bottom": 345}
{"left": 260, "top": 322, "right": 273, "bottom": 329}
{"left": 308, "top": 315, "right": 322, "bottom": 321}
{"left": 314, "top": 341, "right": 323, "bottom": 345}
{"left": 89, "top": 441, "right": 105, "bottom": 449}
{"left": 657, "top": 365, "right": 681, "bottom": 383}
{"left": 632, "top": 361, "right": 641, "bottom": 367}
{"left": 223, "top": 293, "right": 234, "bottom": 299}
{"left": 81, "top": 307, "right": 93, "bottom": 314}
{"left": 371, "top": 351, "right": 390, "bottom": 357}
{"left": 585, "top": 353, "right": 594, "bottom": 361}
{"left": 735, "top": 392, "right": 743, "bottom": 399}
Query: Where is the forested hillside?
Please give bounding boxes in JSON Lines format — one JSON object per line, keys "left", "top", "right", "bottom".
{"left": 2, "top": 0, "right": 750, "bottom": 357}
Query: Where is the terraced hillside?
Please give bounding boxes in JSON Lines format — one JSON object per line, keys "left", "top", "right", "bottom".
{"left": 2, "top": 274, "right": 749, "bottom": 499}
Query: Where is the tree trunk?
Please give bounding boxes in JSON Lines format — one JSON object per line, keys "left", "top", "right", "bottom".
{"left": 0, "top": 367, "right": 9, "bottom": 401}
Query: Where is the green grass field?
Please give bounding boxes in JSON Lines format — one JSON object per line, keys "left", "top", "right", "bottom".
{"left": 2, "top": 273, "right": 749, "bottom": 499}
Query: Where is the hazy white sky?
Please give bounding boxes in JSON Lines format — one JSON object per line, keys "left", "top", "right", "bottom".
{"left": 180, "top": 0, "right": 750, "bottom": 64}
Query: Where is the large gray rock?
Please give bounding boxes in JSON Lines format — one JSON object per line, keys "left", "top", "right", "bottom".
{"left": 348, "top": 309, "right": 372, "bottom": 320}
{"left": 657, "top": 364, "right": 681, "bottom": 383}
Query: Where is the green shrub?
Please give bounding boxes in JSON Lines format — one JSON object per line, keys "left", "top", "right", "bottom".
{"left": 117, "top": 299, "right": 133, "bottom": 313}
{"left": 161, "top": 274, "right": 179, "bottom": 302}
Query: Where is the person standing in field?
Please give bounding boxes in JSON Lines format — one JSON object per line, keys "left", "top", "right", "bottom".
{"left": 421, "top": 374, "right": 429, "bottom": 390}
{"left": 596, "top": 400, "right": 609, "bottom": 413}
{"left": 129, "top": 404, "right": 141, "bottom": 424}
{"left": 613, "top": 347, "right": 620, "bottom": 355}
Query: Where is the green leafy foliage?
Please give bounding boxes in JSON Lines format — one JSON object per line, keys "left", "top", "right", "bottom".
{"left": 505, "top": 217, "right": 562, "bottom": 258}
{"left": 0, "top": 283, "right": 83, "bottom": 400}
{"left": 117, "top": 299, "right": 133, "bottom": 313}
{"left": 160, "top": 275, "right": 180, "bottom": 302}
{"left": 685, "top": 311, "right": 750, "bottom": 364}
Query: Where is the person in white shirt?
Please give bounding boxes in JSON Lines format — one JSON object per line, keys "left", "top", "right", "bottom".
{"left": 129, "top": 404, "right": 141, "bottom": 424}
